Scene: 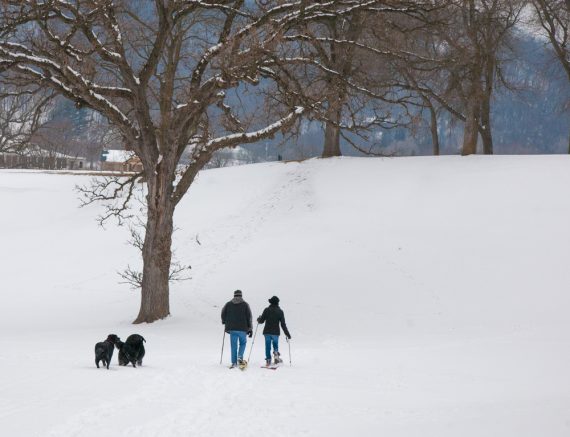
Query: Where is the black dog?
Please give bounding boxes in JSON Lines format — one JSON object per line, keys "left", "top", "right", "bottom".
{"left": 95, "top": 334, "right": 120, "bottom": 369}
{"left": 116, "top": 334, "right": 146, "bottom": 367}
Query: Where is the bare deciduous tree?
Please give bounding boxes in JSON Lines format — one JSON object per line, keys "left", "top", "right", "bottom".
{"left": 531, "top": 0, "right": 570, "bottom": 153}
{"left": 0, "top": 0, "right": 383, "bottom": 323}
{"left": 282, "top": 2, "right": 436, "bottom": 158}
{"left": 380, "top": 0, "right": 524, "bottom": 155}
{"left": 0, "top": 84, "right": 53, "bottom": 153}
{"left": 532, "top": 0, "right": 570, "bottom": 82}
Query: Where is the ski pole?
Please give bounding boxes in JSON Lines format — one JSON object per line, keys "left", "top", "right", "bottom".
{"left": 287, "top": 337, "right": 292, "bottom": 366}
{"left": 247, "top": 323, "right": 259, "bottom": 363}
{"left": 220, "top": 329, "right": 226, "bottom": 365}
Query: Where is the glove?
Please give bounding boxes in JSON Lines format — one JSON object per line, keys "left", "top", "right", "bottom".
{"left": 256, "top": 317, "right": 262, "bottom": 323}
{"left": 286, "top": 334, "right": 291, "bottom": 340}
{"left": 248, "top": 330, "right": 252, "bottom": 338}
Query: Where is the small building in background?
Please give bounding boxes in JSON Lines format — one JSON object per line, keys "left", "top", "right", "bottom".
{"left": 0, "top": 147, "right": 86, "bottom": 170}
{"left": 100, "top": 149, "right": 143, "bottom": 173}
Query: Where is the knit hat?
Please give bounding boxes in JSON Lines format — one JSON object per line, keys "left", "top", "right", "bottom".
{"left": 268, "top": 295, "right": 279, "bottom": 305}
{"left": 234, "top": 289, "right": 242, "bottom": 297}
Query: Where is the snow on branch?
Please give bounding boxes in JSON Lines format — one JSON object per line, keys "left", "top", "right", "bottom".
{"left": 0, "top": 44, "right": 134, "bottom": 125}
{"left": 205, "top": 106, "right": 304, "bottom": 150}
{"left": 171, "top": 106, "right": 305, "bottom": 206}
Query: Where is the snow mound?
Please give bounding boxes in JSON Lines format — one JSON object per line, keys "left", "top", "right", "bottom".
{"left": 1, "top": 156, "right": 570, "bottom": 436}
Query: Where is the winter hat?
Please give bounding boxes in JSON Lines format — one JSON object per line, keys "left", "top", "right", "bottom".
{"left": 268, "top": 296, "right": 280, "bottom": 305}
{"left": 234, "top": 289, "right": 243, "bottom": 298}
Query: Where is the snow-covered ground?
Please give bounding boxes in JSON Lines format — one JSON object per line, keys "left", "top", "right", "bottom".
{"left": 1, "top": 156, "right": 570, "bottom": 436}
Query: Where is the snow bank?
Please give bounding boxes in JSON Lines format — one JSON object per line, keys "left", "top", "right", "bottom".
{"left": 1, "top": 156, "right": 570, "bottom": 436}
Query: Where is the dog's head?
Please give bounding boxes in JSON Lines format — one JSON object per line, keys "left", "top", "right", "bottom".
{"left": 106, "top": 334, "right": 120, "bottom": 344}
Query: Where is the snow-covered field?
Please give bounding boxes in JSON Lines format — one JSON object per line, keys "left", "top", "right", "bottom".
{"left": 1, "top": 156, "right": 570, "bottom": 436}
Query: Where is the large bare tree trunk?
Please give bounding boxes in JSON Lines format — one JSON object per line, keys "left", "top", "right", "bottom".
{"left": 134, "top": 167, "right": 174, "bottom": 324}
{"left": 430, "top": 109, "right": 440, "bottom": 156}
{"left": 322, "top": 97, "right": 342, "bottom": 158}
{"left": 462, "top": 70, "right": 482, "bottom": 156}
{"left": 480, "top": 127, "right": 493, "bottom": 154}
{"left": 480, "top": 97, "right": 493, "bottom": 155}
{"left": 462, "top": 104, "right": 479, "bottom": 155}
{"left": 422, "top": 95, "right": 440, "bottom": 155}
{"left": 481, "top": 56, "right": 494, "bottom": 155}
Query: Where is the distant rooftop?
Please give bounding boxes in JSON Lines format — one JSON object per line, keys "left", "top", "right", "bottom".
{"left": 103, "top": 149, "right": 137, "bottom": 162}
{"left": 2, "top": 145, "right": 85, "bottom": 160}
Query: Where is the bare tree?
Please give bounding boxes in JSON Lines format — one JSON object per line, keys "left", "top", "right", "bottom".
{"left": 531, "top": 0, "right": 570, "bottom": 153}
{"left": 532, "top": 0, "right": 570, "bottom": 82}
{"left": 311, "top": 13, "right": 366, "bottom": 158}
{"left": 435, "top": 0, "right": 524, "bottom": 155}
{"left": 380, "top": 0, "right": 524, "bottom": 155}
{"left": 376, "top": 18, "right": 449, "bottom": 155}
{"left": 282, "top": 2, "right": 435, "bottom": 158}
{"left": 0, "top": 84, "right": 53, "bottom": 153}
{"left": 0, "top": 1, "right": 385, "bottom": 323}
{"left": 31, "top": 118, "right": 79, "bottom": 157}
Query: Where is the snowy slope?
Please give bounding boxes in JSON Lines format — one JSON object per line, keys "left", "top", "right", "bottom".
{"left": 1, "top": 156, "right": 570, "bottom": 437}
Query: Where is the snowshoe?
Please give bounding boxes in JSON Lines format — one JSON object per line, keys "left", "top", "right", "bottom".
{"left": 238, "top": 359, "right": 248, "bottom": 370}
{"left": 261, "top": 365, "right": 278, "bottom": 370}
{"left": 273, "top": 351, "right": 282, "bottom": 365}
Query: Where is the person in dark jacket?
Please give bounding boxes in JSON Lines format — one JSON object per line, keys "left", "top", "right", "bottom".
{"left": 221, "top": 289, "right": 253, "bottom": 368}
{"left": 257, "top": 295, "right": 291, "bottom": 366}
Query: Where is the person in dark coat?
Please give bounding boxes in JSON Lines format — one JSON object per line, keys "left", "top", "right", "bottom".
{"left": 221, "top": 289, "right": 252, "bottom": 368}
{"left": 257, "top": 295, "right": 291, "bottom": 366}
